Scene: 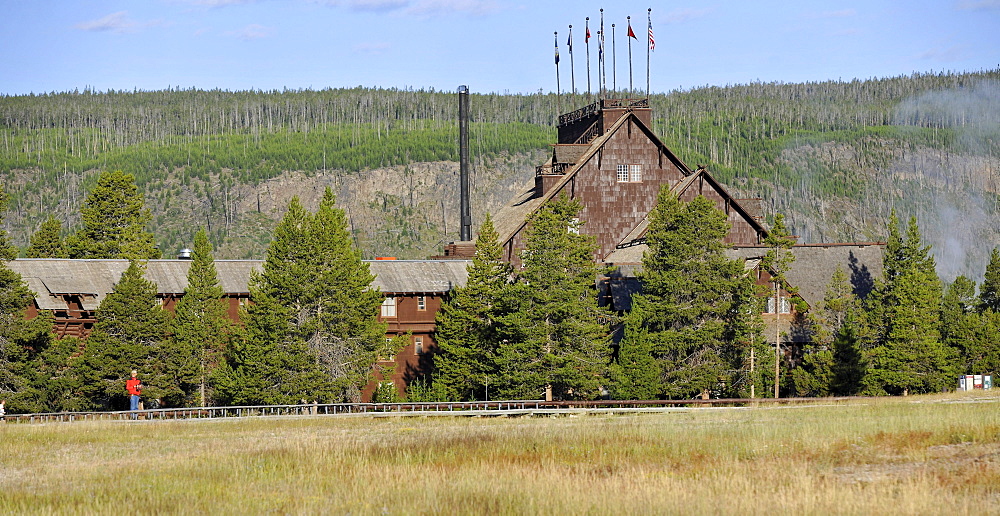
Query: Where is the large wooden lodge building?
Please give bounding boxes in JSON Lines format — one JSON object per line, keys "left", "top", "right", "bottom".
{"left": 7, "top": 98, "right": 883, "bottom": 400}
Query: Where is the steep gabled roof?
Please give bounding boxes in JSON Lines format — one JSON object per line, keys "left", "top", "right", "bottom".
{"left": 491, "top": 108, "right": 693, "bottom": 246}
{"left": 604, "top": 242, "right": 884, "bottom": 308}
{"left": 611, "top": 167, "right": 769, "bottom": 254}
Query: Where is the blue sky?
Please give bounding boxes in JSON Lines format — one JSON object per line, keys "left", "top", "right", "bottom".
{"left": 1, "top": 0, "right": 998, "bottom": 96}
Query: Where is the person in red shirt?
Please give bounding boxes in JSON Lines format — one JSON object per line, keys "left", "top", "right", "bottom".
{"left": 126, "top": 370, "right": 142, "bottom": 418}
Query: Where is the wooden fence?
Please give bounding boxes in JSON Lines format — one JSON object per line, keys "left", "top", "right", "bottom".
{"left": 1, "top": 397, "right": 861, "bottom": 424}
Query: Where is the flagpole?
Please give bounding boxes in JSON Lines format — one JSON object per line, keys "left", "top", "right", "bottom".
{"left": 599, "top": 9, "right": 605, "bottom": 99}
{"left": 568, "top": 25, "right": 575, "bottom": 95}
{"left": 585, "top": 17, "right": 591, "bottom": 97}
{"left": 554, "top": 31, "right": 561, "bottom": 115}
{"left": 647, "top": 8, "right": 652, "bottom": 98}
{"left": 628, "top": 16, "right": 633, "bottom": 94}
{"left": 612, "top": 23, "right": 616, "bottom": 95}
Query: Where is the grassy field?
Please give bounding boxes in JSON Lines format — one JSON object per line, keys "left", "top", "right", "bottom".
{"left": 2, "top": 393, "right": 999, "bottom": 515}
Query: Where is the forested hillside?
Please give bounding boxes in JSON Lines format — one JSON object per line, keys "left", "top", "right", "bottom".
{"left": 2, "top": 70, "right": 998, "bottom": 278}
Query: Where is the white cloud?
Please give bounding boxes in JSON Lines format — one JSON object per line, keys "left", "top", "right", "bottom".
{"left": 226, "top": 24, "right": 274, "bottom": 40}
{"left": 663, "top": 8, "right": 714, "bottom": 24}
{"left": 75, "top": 11, "right": 137, "bottom": 33}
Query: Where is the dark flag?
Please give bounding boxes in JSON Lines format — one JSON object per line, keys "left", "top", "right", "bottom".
{"left": 628, "top": 21, "right": 637, "bottom": 39}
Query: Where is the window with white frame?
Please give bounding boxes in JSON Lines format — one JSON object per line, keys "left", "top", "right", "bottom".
{"left": 381, "top": 297, "right": 397, "bottom": 318}
{"left": 630, "top": 164, "right": 642, "bottom": 182}
{"left": 616, "top": 164, "right": 630, "bottom": 182}
{"left": 417, "top": 296, "right": 426, "bottom": 311}
{"left": 766, "top": 296, "right": 792, "bottom": 314}
{"left": 616, "top": 164, "right": 642, "bottom": 182}
{"left": 414, "top": 336, "right": 424, "bottom": 355}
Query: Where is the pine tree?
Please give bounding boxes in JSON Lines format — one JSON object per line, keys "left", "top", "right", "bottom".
{"left": 301, "top": 188, "right": 387, "bottom": 401}
{"left": 65, "top": 170, "right": 160, "bottom": 260}
{"left": 25, "top": 216, "right": 68, "bottom": 258}
{"left": 171, "top": 229, "right": 234, "bottom": 407}
{"left": 220, "top": 189, "right": 384, "bottom": 404}
{"left": 615, "top": 190, "right": 763, "bottom": 399}
{"left": 862, "top": 213, "right": 955, "bottom": 395}
{"left": 830, "top": 312, "right": 865, "bottom": 395}
{"left": 76, "top": 261, "right": 171, "bottom": 410}
{"left": 218, "top": 199, "right": 333, "bottom": 405}
{"left": 0, "top": 186, "right": 56, "bottom": 413}
{"left": 431, "top": 214, "right": 514, "bottom": 401}
{"left": 495, "top": 195, "right": 611, "bottom": 401}
{"left": 980, "top": 247, "right": 1000, "bottom": 312}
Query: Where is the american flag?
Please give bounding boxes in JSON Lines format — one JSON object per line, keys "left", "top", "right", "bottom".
{"left": 648, "top": 19, "right": 654, "bottom": 51}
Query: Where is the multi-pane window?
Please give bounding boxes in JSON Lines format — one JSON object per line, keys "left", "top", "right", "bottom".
{"left": 417, "top": 296, "right": 426, "bottom": 311}
{"left": 414, "top": 336, "right": 424, "bottom": 355}
{"left": 617, "top": 164, "right": 630, "bottom": 182}
{"left": 630, "top": 164, "right": 642, "bottom": 182}
{"left": 381, "top": 297, "right": 397, "bottom": 318}
{"left": 766, "top": 296, "right": 792, "bottom": 314}
{"left": 617, "top": 164, "right": 642, "bottom": 182}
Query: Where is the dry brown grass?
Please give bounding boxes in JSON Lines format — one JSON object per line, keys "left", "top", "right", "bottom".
{"left": 2, "top": 392, "right": 999, "bottom": 514}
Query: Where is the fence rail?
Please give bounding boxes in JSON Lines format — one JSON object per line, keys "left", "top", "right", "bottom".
{"left": 1, "top": 397, "right": 863, "bottom": 424}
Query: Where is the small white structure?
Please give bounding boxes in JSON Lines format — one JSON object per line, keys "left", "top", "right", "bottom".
{"left": 958, "top": 375, "right": 993, "bottom": 391}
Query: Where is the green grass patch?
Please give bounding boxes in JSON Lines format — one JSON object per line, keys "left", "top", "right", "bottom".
{"left": 2, "top": 392, "right": 999, "bottom": 514}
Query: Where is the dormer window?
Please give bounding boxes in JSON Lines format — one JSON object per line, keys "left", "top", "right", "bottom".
{"left": 617, "top": 164, "right": 642, "bottom": 183}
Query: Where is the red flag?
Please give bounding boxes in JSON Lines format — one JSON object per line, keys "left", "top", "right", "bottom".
{"left": 586, "top": 27, "right": 590, "bottom": 41}
{"left": 627, "top": 23, "right": 636, "bottom": 39}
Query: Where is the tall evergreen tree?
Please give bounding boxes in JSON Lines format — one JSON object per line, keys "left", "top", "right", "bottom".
{"left": 171, "top": 229, "right": 234, "bottom": 406}
{"left": 0, "top": 258, "right": 54, "bottom": 412}
{"left": 220, "top": 189, "right": 384, "bottom": 404}
{"left": 65, "top": 170, "right": 160, "bottom": 260}
{"left": 862, "top": 213, "right": 954, "bottom": 395}
{"left": 614, "top": 191, "right": 763, "bottom": 399}
{"left": 431, "top": 214, "right": 514, "bottom": 401}
{"left": 218, "top": 199, "right": 333, "bottom": 405}
{"left": 830, "top": 311, "right": 866, "bottom": 395}
{"left": 302, "top": 189, "right": 387, "bottom": 400}
{"left": 0, "top": 185, "right": 56, "bottom": 413}
{"left": 980, "top": 247, "right": 1000, "bottom": 312}
{"left": 25, "top": 216, "right": 68, "bottom": 258}
{"left": 940, "top": 276, "right": 982, "bottom": 374}
{"left": 76, "top": 261, "right": 172, "bottom": 410}
{"left": 495, "top": 196, "right": 611, "bottom": 401}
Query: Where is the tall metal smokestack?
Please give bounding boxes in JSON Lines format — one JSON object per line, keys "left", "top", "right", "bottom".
{"left": 458, "top": 85, "right": 472, "bottom": 241}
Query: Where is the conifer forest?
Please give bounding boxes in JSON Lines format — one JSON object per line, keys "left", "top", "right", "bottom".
{"left": 1, "top": 69, "right": 999, "bottom": 411}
